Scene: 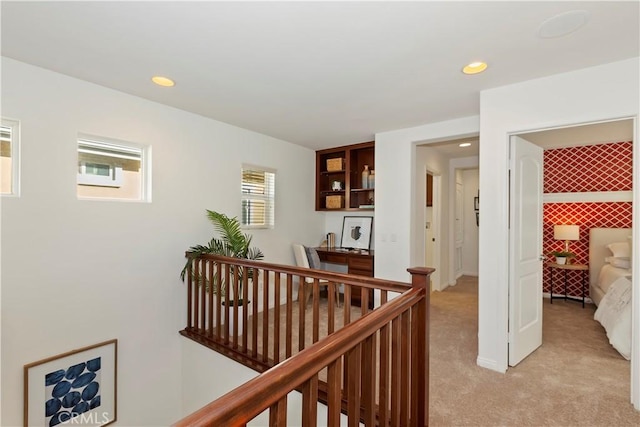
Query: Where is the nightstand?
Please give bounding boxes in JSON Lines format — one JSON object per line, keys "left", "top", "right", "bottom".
{"left": 548, "top": 262, "right": 588, "bottom": 308}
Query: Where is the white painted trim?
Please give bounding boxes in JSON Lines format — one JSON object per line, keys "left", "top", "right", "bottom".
{"left": 476, "top": 356, "right": 504, "bottom": 373}
{"left": 543, "top": 191, "right": 632, "bottom": 203}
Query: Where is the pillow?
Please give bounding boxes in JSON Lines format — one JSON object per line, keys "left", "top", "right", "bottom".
{"left": 607, "top": 242, "right": 631, "bottom": 258}
{"left": 305, "top": 246, "right": 322, "bottom": 269}
{"left": 605, "top": 256, "right": 631, "bottom": 269}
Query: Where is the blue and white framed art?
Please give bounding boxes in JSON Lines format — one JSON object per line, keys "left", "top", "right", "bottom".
{"left": 24, "top": 339, "right": 117, "bottom": 427}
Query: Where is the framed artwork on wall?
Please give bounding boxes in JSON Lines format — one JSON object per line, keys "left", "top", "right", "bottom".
{"left": 340, "top": 216, "right": 373, "bottom": 250}
{"left": 24, "top": 339, "right": 117, "bottom": 427}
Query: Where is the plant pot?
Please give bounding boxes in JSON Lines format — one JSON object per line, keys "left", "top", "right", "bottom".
{"left": 222, "top": 299, "right": 251, "bottom": 336}
{"left": 555, "top": 256, "right": 567, "bottom": 265}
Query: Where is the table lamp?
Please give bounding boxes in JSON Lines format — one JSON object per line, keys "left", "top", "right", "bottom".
{"left": 554, "top": 225, "right": 579, "bottom": 252}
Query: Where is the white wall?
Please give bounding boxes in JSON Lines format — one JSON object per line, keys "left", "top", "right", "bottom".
{"left": 0, "top": 57, "right": 323, "bottom": 426}
{"left": 461, "top": 169, "right": 479, "bottom": 276}
{"left": 478, "top": 58, "right": 639, "bottom": 409}
{"left": 181, "top": 337, "right": 349, "bottom": 425}
{"left": 374, "top": 116, "right": 479, "bottom": 283}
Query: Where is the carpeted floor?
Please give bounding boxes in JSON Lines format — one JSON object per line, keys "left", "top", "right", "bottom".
{"left": 430, "top": 275, "right": 640, "bottom": 426}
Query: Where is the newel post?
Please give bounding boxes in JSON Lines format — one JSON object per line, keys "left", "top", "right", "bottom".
{"left": 408, "top": 267, "right": 434, "bottom": 427}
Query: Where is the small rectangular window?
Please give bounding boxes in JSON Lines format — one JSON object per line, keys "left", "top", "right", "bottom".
{"left": 1, "top": 118, "right": 20, "bottom": 196}
{"left": 241, "top": 165, "right": 275, "bottom": 229}
{"left": 77, "top": 136, "right": 151, "bottom": 201}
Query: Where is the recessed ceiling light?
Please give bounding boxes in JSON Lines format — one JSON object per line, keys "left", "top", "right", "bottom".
{"left": 459, "top": 142, "right": 472, "bottom": 147}
{"left": 538, "top": 10, "right": 590, "bottom": 39}
{"left": 151, "top": 76, "right": 175, "bottom": 87}
{"left": 462, "top": 62, "right": 487, "bottom": 75}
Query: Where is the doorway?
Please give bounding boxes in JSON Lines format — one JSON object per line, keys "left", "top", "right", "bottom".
{"left": 507, "top": 119, "right": 634, "bottom": 392}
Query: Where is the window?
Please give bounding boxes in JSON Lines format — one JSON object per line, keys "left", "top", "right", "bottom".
{"left": 241, "top": 165, "right": 275, "bottom": 228}
{"left": 77, "top": 136, "right": 151, "bottom": 201}
{"left": 1, "top": 118, "right": 20, "bottom": 196}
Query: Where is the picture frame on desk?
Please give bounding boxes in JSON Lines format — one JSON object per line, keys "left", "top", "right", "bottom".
{"left": 340, "top": 216, "right": 373, "bottom": 250}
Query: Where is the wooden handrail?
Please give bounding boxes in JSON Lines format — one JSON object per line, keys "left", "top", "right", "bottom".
{"left": 180, "top": 252, "right": 433, "bottom": 426}
{"left": 185, "top": 252, "right": 412, "bottom": 293}
{"left": 175, "top": 287, "right": 428, "bottom": 426}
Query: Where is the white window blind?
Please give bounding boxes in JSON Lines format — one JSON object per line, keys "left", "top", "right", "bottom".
{"left": 241, "top": 166, "right": 275, "bottom": 228}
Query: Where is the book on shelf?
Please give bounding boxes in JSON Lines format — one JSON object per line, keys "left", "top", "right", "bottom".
{"left": 358, "top": 204, "right": 375, "bottom": 209}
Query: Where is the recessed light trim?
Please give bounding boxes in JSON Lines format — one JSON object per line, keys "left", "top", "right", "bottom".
{"left": 459, "top": 142, "right": 472, "bottom": 147}
{"left": 151, "top": 76, "right": 175, "bottom": 87}
{"left": 538, "top": 10, "right": 590, "bottom": 39}
{"left": 462, "top": 62, "right": 487, "bottom": 75}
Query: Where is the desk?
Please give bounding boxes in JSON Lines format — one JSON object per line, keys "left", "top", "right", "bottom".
{"left": 315, "top": 247, "right": 374, "bottom": 307}
{"left": 549, "top": 262, "right": 588, "bottom": 308}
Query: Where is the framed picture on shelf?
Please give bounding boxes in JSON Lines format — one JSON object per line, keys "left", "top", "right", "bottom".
{"left": 340, "top": 216, "right": 373, "bottom": 250}
{"left": 24, "top": 339, "right": 117, "bottom": 427}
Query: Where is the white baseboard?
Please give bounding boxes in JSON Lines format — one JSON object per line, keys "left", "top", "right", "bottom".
{"left": 476, "top": 356, "right": 505, "bottom": 373}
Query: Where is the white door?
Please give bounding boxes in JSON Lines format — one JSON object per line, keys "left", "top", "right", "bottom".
{"left": 508, "top": 136, "right": 544, "bottom": 366}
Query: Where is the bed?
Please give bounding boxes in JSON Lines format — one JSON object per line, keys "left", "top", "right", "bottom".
{"left": 589, "top": 227, "right": 632, "bottom": 359}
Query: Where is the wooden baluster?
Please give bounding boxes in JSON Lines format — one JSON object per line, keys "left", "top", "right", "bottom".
{"left": 224, "top": 263, "right": 231, "bottom": 344}
{"left": 326, "top": 357, "right": 342, "bottom": 426}
{"left": 400, "top": 311, "right": 410, "bottom": 426}
{"left": 252, "top": 269, "right": 259, "bottom": 358}
{"left": 269, "top": 396, "right": 287, "bottom": 427}
{"left": 390, "top": 316, "right": 401, "bottom": 426}
{"left": 298, "top": 276, "right": 306, "bottom": 351}
{"left": 327, "top": 282, "right": 335, "bottom": 335}
{"left": 286, "top": 274, "right": 293, "bottom": 359}
{"left": 200, "top": 259, "right": 206, "bottom": 333}
{"left": 342, "top": 284, "right": 351, "bottom": 399}
{"left": 301, "top": 375, "right": 319, "bottom": 427}
{"left": 347, "top": 344, "right": 361, "bottom": 427}
{"left": 381, "top": 289, "right": 388, "bottom": 305}
{"left": 186, "top": 258, "right": 193, "bottom": 330}
{"left": 233, "top": 266, "right": 240, "bottom": 348}
{"left": 312, "top": 278, "right": 320, "bottom": 344}
{"left": 344, "top": 285, "right": 352, "bottom": 325}
{"left": 263, "top": 269, "right": 270, "bottom": 363}
{"left": 273, "top": 272, "right": 281, "bottom": 364}
{"left": 242, "top": 270, "right": 249, "bottom": 352}
{"left": 361, "top": 286, "right": 368, "bottom": 316}
{"left": 215, "top": 261, "right": 222, "bottom": 339}
{"left": 208, "top": 260, "right": 214, "bottom": 338}
{"left": 193, "top": 259, "right": 200, "bottom": 331}
{"left": 362, "top": 334, "right": 375, "bottom": 426}
{"left": 379, "top": 323, "right": 390, "bottom": 427}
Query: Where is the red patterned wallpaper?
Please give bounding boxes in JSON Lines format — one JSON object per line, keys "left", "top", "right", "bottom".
{"left": 544, "top": 141, "right": 632, "bottom": 193}
{"left": 543, "top": 202, "right": 632, "bottom": 297}
{"left": 543, "top": 141, "right": 633, "bottom": 299}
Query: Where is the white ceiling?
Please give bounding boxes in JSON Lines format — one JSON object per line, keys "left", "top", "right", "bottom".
{"left": 1, "top": 1, "right": 638, "bottom": 150}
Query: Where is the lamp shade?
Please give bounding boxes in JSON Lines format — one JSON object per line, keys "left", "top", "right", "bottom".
{"left": 554, "top": 225, "right": 579, "bottom": 241}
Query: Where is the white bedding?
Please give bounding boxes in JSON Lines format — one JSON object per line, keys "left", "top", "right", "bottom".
{"left": 598, "top": 264, "right": 632, "bottom": 294}
{"left": 594, "top": 275, "right": 632, "bottom": 360}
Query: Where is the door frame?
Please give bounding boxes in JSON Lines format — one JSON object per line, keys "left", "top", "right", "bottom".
{"left": 506, "top": 117, "right": 638, "bottom": 407}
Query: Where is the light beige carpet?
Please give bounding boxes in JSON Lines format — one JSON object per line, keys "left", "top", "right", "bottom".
{"left": 429, "top": 275, "right": 640, "bottom": 426}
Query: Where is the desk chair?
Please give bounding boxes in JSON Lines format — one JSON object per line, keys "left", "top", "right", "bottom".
{"left": 292, "top": 243, "right": 340, "bottom": 306}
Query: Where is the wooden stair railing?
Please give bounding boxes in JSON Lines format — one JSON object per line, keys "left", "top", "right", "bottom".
{"left": 180, "top": 253, "right": 412, "bottom": 374}
{"left": 175, "top": 266, "right": 432, "bottom": 427}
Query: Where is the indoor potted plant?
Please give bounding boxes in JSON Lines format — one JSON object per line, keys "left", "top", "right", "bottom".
{"left": 180, "top": 210, "right": 264, "bottom": 305}
{"left": 548, "top": 250, "right": 575, "bottom": 265}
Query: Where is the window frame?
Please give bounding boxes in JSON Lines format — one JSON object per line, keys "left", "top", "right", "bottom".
{"left": 241, "top": 164, "right": 276, "bottom": 229}
{"left": 1, "top": 118, "right": 21, "bottom": 197}
{"left": 77, "top": 134, "right": 152, "bottom": 202}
